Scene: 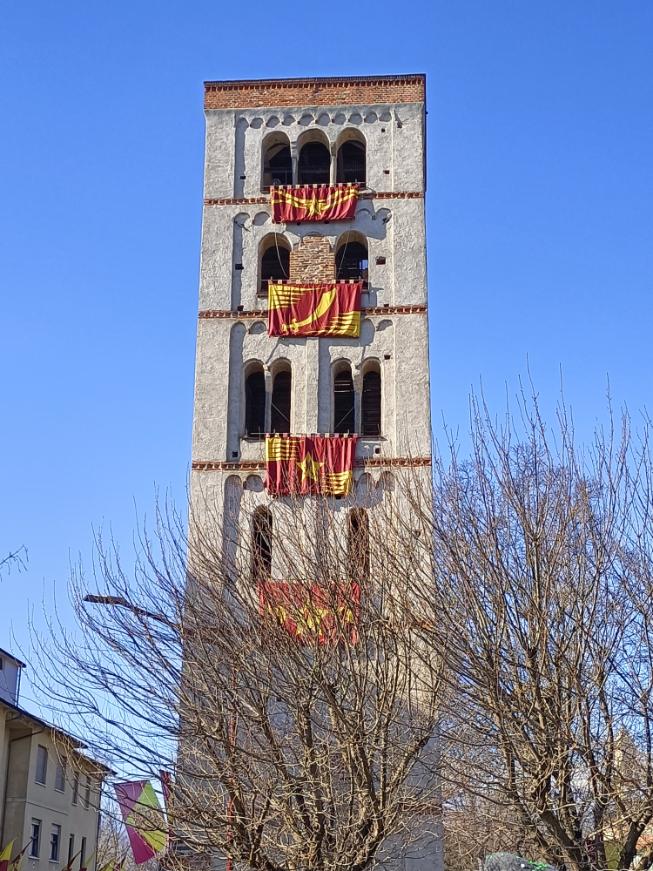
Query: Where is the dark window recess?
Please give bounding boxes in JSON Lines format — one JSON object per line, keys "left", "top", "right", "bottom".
{"left": 262, "top": 143, "right": 292, "bottom": 189}
{"left": 245, "top": 371, "right": 266, "bottom": 438}
{"left": 298, "top": 142, "right": 330, "bottom": 185}
{"left": 260, "top": 244, "right": 289, "bottom": 297}
{"left": 348, "top": 509, "right": 370, "bottom": 583}
{"left": 336, "top": 141, "right": 366, "bottom": 185}
{"left": 375, "top": 256, "right": 386, "bottom": 265}
{"left": 336, "top": 242, "right": 368, "bottom": 284}
{"left": 361, "top": 371, "right": 381, "bottom": 436}
{"left": 252, "top": 509, "right": 273, "bottom": 581}
{"left": 333, "top": 368, "right": 355, "bottom": 434}
{"left": 271, "top": 371, "right": 291, "bottom": 433}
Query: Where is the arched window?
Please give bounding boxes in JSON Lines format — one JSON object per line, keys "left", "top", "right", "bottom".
{"left": 348, "top": 508, "right": 369, "bottom": 583}
{"left": 262, "top": 134, "right": 292, "bottom": 190}
{"left": 271, "top": 367, "right": 291, "bottom": 434}
{"left": 245, "top": 366, "right": 265, "bottom": 438}
{"left": 259, "top": 235, "right": 290, "bottom": 297}
{"left": 335, "top": 235, "right": 368, "bottom": 284}
{"left": 336, "top": 137, "right": 366, "bottom": 185}
{"left": 333, "top": 363, "right": 355, "bottom": 435}
{"left": 361, "top": 365, "right": 381, "bottom": 437}
{"left": 298, "top": 141, "right": 331, "bottom": 185}
{"left": 252, "top": 507, "right": 272, "bottom": 581}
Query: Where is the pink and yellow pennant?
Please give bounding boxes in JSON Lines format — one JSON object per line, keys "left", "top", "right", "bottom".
{"left": 115, "top": 780, "right": 167, "bottom": 865}
{"left": 0, "top": 842, "right": 14, "bottom": 871}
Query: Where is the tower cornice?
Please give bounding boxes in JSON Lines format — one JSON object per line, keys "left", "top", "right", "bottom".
{"left": 204, "top": 74, "right": 425, "bottom": 110}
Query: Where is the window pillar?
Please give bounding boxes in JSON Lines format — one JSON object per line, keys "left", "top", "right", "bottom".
{"left": 264, "top": 368, "right": 273, "bottom": 434}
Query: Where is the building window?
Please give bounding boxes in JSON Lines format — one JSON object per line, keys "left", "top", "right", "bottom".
{"left": 55, "top": 757, "right": 66, "bottom": 792}
{"left": 361, "top": 366, "right": 382, "bottom": 437}
{"left": 259, "top": 235, "right": 290, "bottom": 298}
{"left": 72, "top": 772, "right": 79, "bottom": 805}
{"left": 80, "top": 837, "right": 87, "bottom": 870}
{"left": 84, "top": 774, "right": 91, "bottom": 809}
{"left": 335, "top": 236, "right": 368, "bottom": 284}
{"left": 35, "top": 745, "right": 48, "bottom": 785}
{"left": 67, "top": 835, "right": 75, "bottom": 865}
{"left": 270, "top": 368, "right": 291, "bottom": 434}
{"left": 336, "top": 137, "right": 366, "bottom": 185}
{"left": 333, "top": 363, "right": 355, "bottom": 435}
{"left": 50, "top": 825, "right": 61, "bottom": 862}
{"left": 252, "top": 508, "right": 273, "bottom": 581}
{"left": 30, "top": 819, "right": 41, "bottom": 858}
{"left": 298, "top": 140, "right": 331, "bottom": 185}
{"left": 245, "top": 367, "right": 266, "bottom": 438}
{"left": 348, "top": 508, "right": 370, "bottom": 583}
{"left": 262, "top": 134, "right": 292, "bottom": 190}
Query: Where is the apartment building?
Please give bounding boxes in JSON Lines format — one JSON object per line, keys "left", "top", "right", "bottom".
{"left": 0, "top": 648, "right": 106, "bottom": 871}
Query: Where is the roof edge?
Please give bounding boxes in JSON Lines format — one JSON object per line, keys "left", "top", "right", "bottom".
{"left": 204, "top": 73, "right": 426, "bottom": 90}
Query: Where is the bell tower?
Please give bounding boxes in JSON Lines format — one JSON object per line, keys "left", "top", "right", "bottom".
{"left": 189, "top": 73, "right": 437, "bottom": 869}
{"left": 192, "top": 72, "right": 431, "bottom": 519}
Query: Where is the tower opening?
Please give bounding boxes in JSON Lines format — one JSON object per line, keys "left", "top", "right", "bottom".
{"left": 348, "top": 508, "right": 370, "bottom": 583}
{"left": 336, "top": 237, "right": 368, "bottom": 284}
{"left": 271, "top": 369, "right": 292, "bottom": 434}
{"left": 259, "top": 235, "right": 290, "bottom": 297}
{"left": 336, "top": 139, "right": 366, "bottom": 185}
{"left": 252, "top": 507, "right": 273, "bottom": 581}
{"left": 245, "top": 368, "right": 265, "bottom": 438}
{"left": 262, "top": 135, "right": 293, "bottom": 189}
{"left": 298, "top": 141, "right": 331, "bottom": 185}
{"left": 333, "top": 364, "right": 355, "bottom": 434}
{"left": 361, "top": 367, "right": 381, "bottom": 437}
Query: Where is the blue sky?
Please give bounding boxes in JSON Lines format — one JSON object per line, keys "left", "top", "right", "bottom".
{"left": 1, "top": 1, "right": 652, "bottom": 707}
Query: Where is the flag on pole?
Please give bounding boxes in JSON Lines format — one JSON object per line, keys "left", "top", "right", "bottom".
{"left": 0, "top": 841, "right": 14, "bottom": 871}
{"left": 159, "top": 770, "right": 172, "bottom": 813}
{"left": 268, "top": 282, "right": 362, "bottom": 338}
{"left": 7, "top": 842, "right": 30, "bottom": 871}
{"left": 115, "top": 780, "right": 167, "bottom": 864}
{"left": 79, "top": 850, "right": 94, "bottom": 871}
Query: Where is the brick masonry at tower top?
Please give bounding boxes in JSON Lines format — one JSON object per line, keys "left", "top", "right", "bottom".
{"left": 204, "top": 74, "right": 425, "bottom": 110}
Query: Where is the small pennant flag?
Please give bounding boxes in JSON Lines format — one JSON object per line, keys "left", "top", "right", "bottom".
{"left": 115, "top": 780, "right": 167, "bottom": 865}
{"left": 0, "top": 842, "right": 14, "bottom": 871}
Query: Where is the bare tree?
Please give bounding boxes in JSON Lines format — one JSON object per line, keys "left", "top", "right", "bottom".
{"left": 414, "top": 393, "right": 653, "bottom": 871}
{"left": 33, "top": 489, "right": 444, "bottom": 871}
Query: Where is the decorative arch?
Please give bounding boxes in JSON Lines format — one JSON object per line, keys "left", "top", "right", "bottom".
{"left": 332, "top": 359, "right": 355, "bottom": 435}
{"left": 335, "top": 231, "right": 368, "bottom": 284}
{"left": 336, "top": 129, "right": 366, "bottom": 185}
{"left": 261, "top": 132, "right": 292, "bottom": 190}
{"left": 259, "top": 234, "right": 290, "bottom": 297}
{"left": 297, "top": 130, "right": 331, "bottom": 185}
{"left": 223, "top": 475, "right": 243, "bottom": 580}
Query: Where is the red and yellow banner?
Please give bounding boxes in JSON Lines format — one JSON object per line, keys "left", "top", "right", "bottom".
{"left": 270, "top": 184, "right": 359, "bottom": 223}
{"left": 265, "top": 435, "right": 357, "bottom": 497}
{"left": 268, "top": 282, "right": 361, "bottom": 338}
{"left": 258, "top": 581, "right": 361, "bottom": 645}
